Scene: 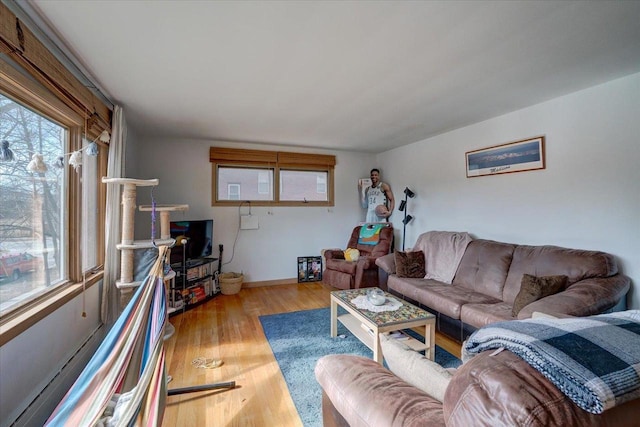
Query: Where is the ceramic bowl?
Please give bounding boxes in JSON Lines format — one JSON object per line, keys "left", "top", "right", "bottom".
{"left": 367, "top": 288, "right": 386, "bottom": 306}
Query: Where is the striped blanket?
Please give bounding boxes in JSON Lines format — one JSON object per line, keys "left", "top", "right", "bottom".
{"left": 464, "top": 310, "right": 640, "bottom": 414}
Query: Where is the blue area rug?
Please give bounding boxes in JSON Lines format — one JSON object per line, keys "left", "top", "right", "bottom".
{"left": 259, "top": 307, "right": 461, "bottom": 427}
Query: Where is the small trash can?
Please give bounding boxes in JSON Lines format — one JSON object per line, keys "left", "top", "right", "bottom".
{"left": 219, "top": 272, "right": 243, "bottom": 295}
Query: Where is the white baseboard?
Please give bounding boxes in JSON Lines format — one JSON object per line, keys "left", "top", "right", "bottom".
{"left": 242, "top": 277, "right": 298, "bottom": 288}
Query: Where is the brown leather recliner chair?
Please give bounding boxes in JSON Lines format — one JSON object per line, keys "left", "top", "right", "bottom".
{"left": 323, "top": 225, "right": 393, "bottom": 290}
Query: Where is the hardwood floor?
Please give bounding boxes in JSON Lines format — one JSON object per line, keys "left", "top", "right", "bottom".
{"left": 162, "top": 282, "right": 460, "bottom": 426}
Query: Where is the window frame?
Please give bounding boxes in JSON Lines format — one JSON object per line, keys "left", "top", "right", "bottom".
{"left": 210, "top": 147, "right": 336, "bottom": 207}
{"left": 0, "top": 61, "right": 107, "bottom": 345}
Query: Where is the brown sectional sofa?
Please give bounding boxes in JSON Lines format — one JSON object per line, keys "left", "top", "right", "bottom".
{"left": 315, "top": 349, "right": 640, "bottom": 427}
{"left": 376, "top": 237, "right": 630, "bottom": 341}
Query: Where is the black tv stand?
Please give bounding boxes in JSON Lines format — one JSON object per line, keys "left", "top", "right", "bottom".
{"left": 168, "top": 256, "right": 220, "bottom": 315}
{"left": 185, "top": 258, "right": 204, "bottom": 268}
{"left": 181, "top": 256, "right": 221, "bottom": 268}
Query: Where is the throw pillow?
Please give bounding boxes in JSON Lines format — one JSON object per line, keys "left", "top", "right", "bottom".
{"left": 394, "top": 250, "right": 425, "bottom": 278}
{"left": 343, "top": 248, "right": 360, "bottom": 262}
{"left": 379, "top": 333, "right": 453, "bottom": 402}
{"left": 512, "top": 274, "right": 568, "bottom": 317}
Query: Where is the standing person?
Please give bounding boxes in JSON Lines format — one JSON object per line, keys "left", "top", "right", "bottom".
{"left": 359, "top": 168, "right": 395, "bottom": 223}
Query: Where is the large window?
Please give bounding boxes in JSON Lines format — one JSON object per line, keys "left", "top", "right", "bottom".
{"left": 0, "top": 73, "right": 105, "bottom": 333}
{"left": 210, "top": 147, "right": 335, "bottom": 206}
{"left": 0, "top": 94, "right": 67, "bottom": 314}
{"left": 0, "top": 89, "right": 102, "bottom": 318}
{"left": 1, "top": 6, "right": 109, "bottom": 343}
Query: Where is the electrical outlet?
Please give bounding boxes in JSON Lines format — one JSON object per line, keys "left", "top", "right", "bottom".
{"left": 240, "top": 214, "right": 259, "bottom": 230}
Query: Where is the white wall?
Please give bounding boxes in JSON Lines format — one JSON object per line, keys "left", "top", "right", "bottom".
{"left": 129, "top": 139, "right": 376, "bottom": 282}
{"left": 0, "top": 284, "right": 103, "bottom": 427}
{"left": 379, "top": 72, "right": 640, "bottom": 310}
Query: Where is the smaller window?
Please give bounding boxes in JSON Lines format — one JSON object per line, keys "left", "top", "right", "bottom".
{"left": 217, "top": 166, "right": 273, "bottom": 201}
{"left": 280, "top": 170, "right": 328, "bottom": 202}
{"left": 228, "top": 184, "right": 240, "bottom": 200}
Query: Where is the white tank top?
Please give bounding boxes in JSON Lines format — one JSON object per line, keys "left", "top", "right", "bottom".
{"left": 365, "top": 182, "right": 387, "bottom": 222}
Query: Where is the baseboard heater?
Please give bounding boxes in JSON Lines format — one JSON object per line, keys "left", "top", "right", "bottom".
{"left": 10, "top": 324, "right": 105, "bottom": 427}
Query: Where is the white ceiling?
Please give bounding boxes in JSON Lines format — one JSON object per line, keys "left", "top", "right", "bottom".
{"left": 26, "top": 0, "right": 640, "bottom": 153}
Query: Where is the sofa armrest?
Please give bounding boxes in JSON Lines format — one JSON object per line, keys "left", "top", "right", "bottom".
{"left": 444, "top": 350, "right": 627, "bottom": 427}
{"left": 315, "top": 355, "right": 445, "bottom": 427}
{"left": 518, "top": 274, "right": 630, "bottom": 319}
{"left": 531, "top": 311, "right": 574, "bottom": 319}
{"left": 357, "top": 255, "right": 376, "bottom": 270}
{"left": 375, "top": 253, "right": 396, "bottom": 274}
{"left": 324, "top": 249, "right": 345, "bottom": 261}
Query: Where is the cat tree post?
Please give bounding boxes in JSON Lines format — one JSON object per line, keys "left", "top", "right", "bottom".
{"left": 120, "top": 182, "right": 138, "bottom": 285}
{"left": 139, "top": 204, "right": 189, "bottom": 340}
{"left": 139, "top": 204, "right": 189, "bottom": 240}
{"left": 102, "top": 177, "right": 167, "bottom": 306}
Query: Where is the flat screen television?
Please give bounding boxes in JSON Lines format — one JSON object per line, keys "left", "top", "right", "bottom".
{"left": 169, "top": 219, "right": 213, "bottom": 265}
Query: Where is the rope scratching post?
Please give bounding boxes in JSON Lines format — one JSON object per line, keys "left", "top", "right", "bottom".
{"left": 102, "top": 178, "right": 162, "bottom": 307}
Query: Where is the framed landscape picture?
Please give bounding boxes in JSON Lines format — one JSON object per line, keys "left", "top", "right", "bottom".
{"left": 466, "top": 136, "right": 545, "bottom": 178}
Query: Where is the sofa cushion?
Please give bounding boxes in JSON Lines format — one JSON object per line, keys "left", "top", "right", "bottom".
{"left": 452, "top": 239, "right": 515, "bottom": 301}
{"left": 461, "top": 302, "right": 516, "bottom": 328}
{"left": 380, "top": 333, "right": 453, "bottom": 402}
{"left": 387, "top": 275, "right": 435, "bottom": 303}
{"left": 388, "top": 275, "right": 501, "bottom": 320}
{"left": 512, "top": 274, "right": 568, "bottom": 317}
{"left": 502, "top": 244, "right": 618, "bottom": 304}
{"left": 395, "top": 250, "right": 426, "bottom": 278}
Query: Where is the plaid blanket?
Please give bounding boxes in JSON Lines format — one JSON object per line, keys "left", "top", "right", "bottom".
{"left": 464, "top": 310, "right": 640, "bottom": 414}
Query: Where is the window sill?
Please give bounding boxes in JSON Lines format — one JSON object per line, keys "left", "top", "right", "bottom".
{"left": 0, "top": 271, "right": 103, "bottom": 346}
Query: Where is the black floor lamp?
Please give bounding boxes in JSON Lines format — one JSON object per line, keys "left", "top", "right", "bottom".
{"left": 398, "top": 187, "right": 415, "bottom": 250}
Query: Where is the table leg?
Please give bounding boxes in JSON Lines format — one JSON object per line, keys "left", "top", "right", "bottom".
{"left": 425, "top": 320, "right": 435, "bottom": 361}
{"left": 330, "top": 298, "right": 337, "bottom": 337}
{"left": 373, "top": 330, "right": 383, "bottom": 364}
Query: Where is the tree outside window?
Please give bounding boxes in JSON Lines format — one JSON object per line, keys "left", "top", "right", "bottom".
{"left": 0, "top": 94, "right": 66, "bottom": 315}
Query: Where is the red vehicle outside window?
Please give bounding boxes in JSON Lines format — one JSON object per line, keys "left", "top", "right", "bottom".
{"left": 0, "top": 253, "right": 42, "bottom": 281}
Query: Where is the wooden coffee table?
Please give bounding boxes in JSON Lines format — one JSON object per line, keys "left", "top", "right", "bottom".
{"left": 330, "top": 288, "right": 436, "bottom": 364}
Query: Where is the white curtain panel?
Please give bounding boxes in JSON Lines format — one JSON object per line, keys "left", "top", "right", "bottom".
{"left": 101, "top": 105, "right": 126, "bottom": 324}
